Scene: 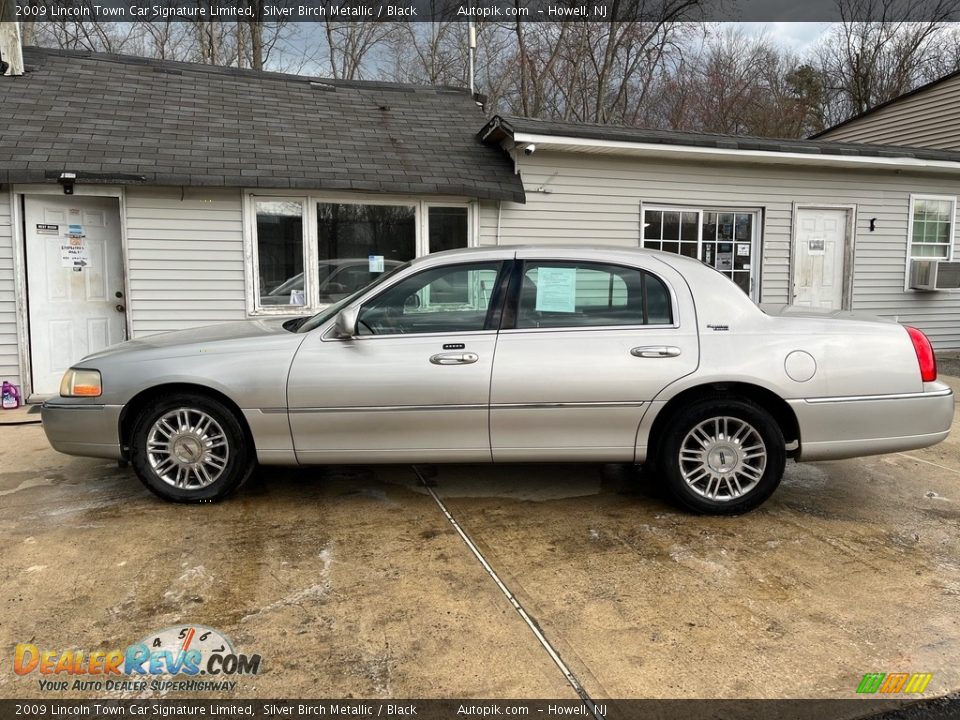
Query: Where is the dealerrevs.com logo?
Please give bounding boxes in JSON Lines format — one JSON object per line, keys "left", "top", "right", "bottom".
{"left": 13, "top": 625, "right": 261, "bottom": 693}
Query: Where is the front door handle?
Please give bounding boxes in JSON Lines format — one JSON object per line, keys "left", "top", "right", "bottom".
{"left": 430, "top": 352, "right": 479, "bottom": 365}
{"left": 631, "top": 345, "right": 681, "bottom": 358}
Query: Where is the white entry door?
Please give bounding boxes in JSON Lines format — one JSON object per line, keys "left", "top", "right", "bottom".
{"left": 793, "top": 208, "right": 849, "bottom": 310}
{"left": 24, "top": 195, "right": 126, "bottom": 395}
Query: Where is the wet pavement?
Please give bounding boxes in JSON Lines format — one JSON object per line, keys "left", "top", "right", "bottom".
{"left": 0, "top": 378, "right": 958, "bottom": 701}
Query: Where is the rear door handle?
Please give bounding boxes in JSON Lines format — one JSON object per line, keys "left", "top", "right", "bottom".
{"left": 631, "top": 346, "right": 681, "bottom": 358}
{"left": 430, "top": 352, "right": 479, "bottom": 365}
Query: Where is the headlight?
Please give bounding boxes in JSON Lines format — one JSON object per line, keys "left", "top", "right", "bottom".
{"left": 59, "top": 369, "right": 102, "bottom": 397}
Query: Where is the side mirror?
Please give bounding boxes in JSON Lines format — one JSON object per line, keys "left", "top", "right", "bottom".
{"left": 334, "top": 307, "right": 359, "bottom": 338}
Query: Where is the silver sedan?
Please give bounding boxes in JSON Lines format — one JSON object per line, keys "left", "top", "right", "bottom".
{"left": 42, "top": 246, "right": 954, "bottom": 514}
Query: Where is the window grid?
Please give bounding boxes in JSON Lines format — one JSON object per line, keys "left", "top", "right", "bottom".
{"left": 642, "top": 206, "right": 757, "bottom": 297}
{"left": 910, "top": 196, "right": 955, "bottom": 261}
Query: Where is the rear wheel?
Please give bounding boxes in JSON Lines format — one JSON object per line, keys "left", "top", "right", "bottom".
{"left": 130, "top": 393, "right": 254, "bottom": 503}
{"left": 658, "top": 398, "right": 785, "bottom": 514}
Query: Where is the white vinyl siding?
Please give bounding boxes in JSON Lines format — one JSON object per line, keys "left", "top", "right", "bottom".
{"left": 0, "top": 190, "right": 20, "bottom": 385}
{"left": 818, "top": 74, "right": 960, "bottom": 151}
{"left": 485, "top": 151, "right": 960, "bottom": 349}
{"left": 124, "top": 187, "right": 247, "bottom": 337}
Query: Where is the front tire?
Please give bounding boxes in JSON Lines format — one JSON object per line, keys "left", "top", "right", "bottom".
{"left": 658, "top": 398, "right": 785, "bottom": 515}
{"left": 130, "top": 393, "right": 254, "bottom": 503}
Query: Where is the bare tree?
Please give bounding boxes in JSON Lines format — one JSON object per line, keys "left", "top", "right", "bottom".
{"left": 814, "top": 0, "right": 960, "bottom": 125}
{"left": 322, "top": 20, "right": 396, "bottom": 80}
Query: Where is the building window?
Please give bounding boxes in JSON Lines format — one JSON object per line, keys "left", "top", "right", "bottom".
{"left": 642, "top": 206, "right": 758, "bottom": 297}
{"left": 247, "top": 194, "right": 472, "bottom": 314}
{"left": 910, "top": 196, "right": 956, "bottom": 260}
{"left": 317, "top": 203, "right": 416, "bottom": 304}
{"left": 256, "top": 199, "right": 305, "bottom": 307}
{"left": 428, "top": 206, "right": 469, "bottom": 253}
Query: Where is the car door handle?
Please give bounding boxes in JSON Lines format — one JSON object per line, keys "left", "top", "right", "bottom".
{"left": 631, "top": 346, "right": 681, "bottom": 358}
{"left": 430, "top": 352, "right": 479, "bottom": 365}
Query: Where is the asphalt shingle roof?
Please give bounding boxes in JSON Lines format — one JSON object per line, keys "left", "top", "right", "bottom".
{"left": 0, "top": 47, "right": 525, "bottom": 202}
{"left": 481, "top": 115, "right": 960, "bottom": 164}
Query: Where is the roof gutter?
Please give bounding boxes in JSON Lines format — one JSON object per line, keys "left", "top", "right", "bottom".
{"left": 510, "top": 132, "right": 960, "bottom": 175}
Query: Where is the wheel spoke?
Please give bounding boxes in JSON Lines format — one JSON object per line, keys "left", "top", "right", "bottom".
{"left": 679, "top": 415, "right": 769, "bottom": 504}
{"left": 145, "top": 407, "right": 231, "bottom": 491}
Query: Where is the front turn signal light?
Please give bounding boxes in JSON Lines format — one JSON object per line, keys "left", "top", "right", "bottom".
{"left": 60, "top": 369, "right": 102, "bottom": 398}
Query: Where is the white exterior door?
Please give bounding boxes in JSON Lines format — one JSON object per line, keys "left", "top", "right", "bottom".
{"left": 24, "top": 195, "right": 126, "bottom": 395}
{"left": 793, "top": 208, "right": 849, "bottom": 310}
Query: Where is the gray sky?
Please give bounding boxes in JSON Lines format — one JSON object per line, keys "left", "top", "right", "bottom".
{"left": 738, "top": 22, "right": 836, "bottom": 52}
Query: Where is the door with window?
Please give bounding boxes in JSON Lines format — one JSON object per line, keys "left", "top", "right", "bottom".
{"left": 287, "top": 260, "right": 506, "bottom": 463}
{"left": 793, "top": 208, "right": 849, "bottom": 310}
{"left": 489, "top": 254, "right": 698, "bottom": 462}
{"left": 24, "top": 195, "right": 126, "bottom": 396}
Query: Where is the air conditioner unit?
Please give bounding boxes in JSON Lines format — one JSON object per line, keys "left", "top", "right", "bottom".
{"left": 910, "top": 259, "right": 960, "bottom": 291}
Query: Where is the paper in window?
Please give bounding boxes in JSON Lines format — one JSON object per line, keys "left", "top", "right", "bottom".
{"left": 535, "top": 267, "right": 577, "bottom": 313}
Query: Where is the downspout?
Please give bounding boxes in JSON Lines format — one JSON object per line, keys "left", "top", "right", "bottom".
{"left": 496, "top": 201, "right": 502, "bottom": 246}
{"left": 467, "top": 20, "right": 476, "bottom": 95}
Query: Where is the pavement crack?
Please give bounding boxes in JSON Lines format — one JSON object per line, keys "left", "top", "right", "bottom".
{"left": 412, "top": 465, "right": 604, "bottom": 718}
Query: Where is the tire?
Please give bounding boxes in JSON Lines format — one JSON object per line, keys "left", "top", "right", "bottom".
{"left": 657, "top": 398, "right": 785, "bottom": 515}
{"left": 130, "top": 393, "right": 254, "bottom": 503}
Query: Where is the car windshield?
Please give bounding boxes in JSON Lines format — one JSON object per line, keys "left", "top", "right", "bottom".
{"left": 295, "top": 261, "right": 410, "bottom": 333}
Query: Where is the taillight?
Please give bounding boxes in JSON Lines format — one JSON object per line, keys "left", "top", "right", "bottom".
{"left": 906, "top": 326, "right": 937, "bottom": 382}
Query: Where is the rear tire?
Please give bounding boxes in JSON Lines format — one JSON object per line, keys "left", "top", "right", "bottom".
{"left": 130, "top": 393, "right": 254, "bottom": 503}
{"left": 658, "top": 398, "right": 785, "bottom": 515}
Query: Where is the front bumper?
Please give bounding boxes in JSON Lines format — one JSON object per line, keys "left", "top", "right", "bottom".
{"left": 41, "top": 401, "right": 124, "bottom": 460}
{"left": 791, "top": 383, "right": 954, "bottom": 461}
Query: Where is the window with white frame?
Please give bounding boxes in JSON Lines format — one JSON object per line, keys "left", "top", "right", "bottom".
{"left": 909, "top": 196, "right": 956, "bottom": 260}
{"left": 248, "top": 195, "right": 472, "bottom": 313}
{"left": 642, "top": 206, "right": 759, "bottom": 296}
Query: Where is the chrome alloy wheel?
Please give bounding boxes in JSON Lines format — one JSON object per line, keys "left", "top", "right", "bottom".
{"left": 146, "top": 408, "right": 230, "bottom": 489}
{"left": 678, "top": 416, "right": 767, "bottom": 501}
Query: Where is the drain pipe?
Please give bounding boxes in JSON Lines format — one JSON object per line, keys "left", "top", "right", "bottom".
{"left": 467, "top": 19, "right": 476, "bottom": 96}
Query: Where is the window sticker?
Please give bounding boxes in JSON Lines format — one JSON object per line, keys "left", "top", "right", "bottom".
{"left": 368, "top": 255, "right": 385, "bottom": 273}
{"left": 535, "top": 267, "right": 577, "bottom": 313}
{"left": 736, "top": 243, "right": 750, "bottom": 256}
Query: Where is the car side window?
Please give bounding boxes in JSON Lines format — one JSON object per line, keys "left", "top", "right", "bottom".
{"left": 357, "top": 262, "right": 502, "bottom": 335}
{"left": 516, "top": 261, "right": 673, "bottom": 329}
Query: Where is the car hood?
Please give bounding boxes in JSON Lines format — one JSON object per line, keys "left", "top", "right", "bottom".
{"left": 80, "top": 318, "right": 302, "bottom": 362}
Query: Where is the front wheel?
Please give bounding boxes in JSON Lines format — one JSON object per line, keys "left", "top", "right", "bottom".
{"left": 130, "top": 393, "right": 254, "bottom": 503}
{"left": 658, "top": 398, "right": 785, "bottom": 515}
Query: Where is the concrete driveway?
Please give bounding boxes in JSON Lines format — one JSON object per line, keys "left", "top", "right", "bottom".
{"left": 1, "top": 378, "right": 958, "bottom": 702}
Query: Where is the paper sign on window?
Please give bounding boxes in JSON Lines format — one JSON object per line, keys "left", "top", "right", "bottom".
{"left": 535, "top": 267, "right": 577, "bottom": 313}
{"left": 368, "top": 255, "right": 385, "bottom": 273}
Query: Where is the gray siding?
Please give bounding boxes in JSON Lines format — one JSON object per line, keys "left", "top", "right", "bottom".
{"left": 819, "top": 74, "right": 960, "bottom": 150}
{"left": 125, "top": 186, "right": 247, "bottom": 337}
{"left": 480, "top": 151, "right": 960, "bottom": 349}
{"left": 0, "top": 190, "right": 20, "bottom": 385}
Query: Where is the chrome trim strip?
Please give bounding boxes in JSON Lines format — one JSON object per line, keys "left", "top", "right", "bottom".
{"left": 804, "top": 388, "right": 953, "bottom": 404}
{"left": 286, "top": 404, "right": 489, "bottom": 414}
{"left": 41, "top": 402, "right": 106, "bottom": 411}
{"left": 492, "top": 401, "right": 646, "bottom": 409}
{"left": 265, "top": 401, "right": 646, "bottom": 414}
